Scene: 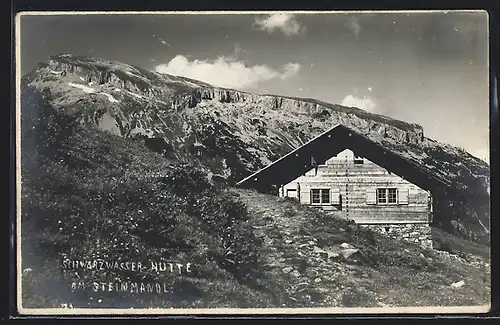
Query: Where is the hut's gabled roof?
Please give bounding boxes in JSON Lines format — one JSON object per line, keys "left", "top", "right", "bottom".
{"left": 236, "top": 124, "right": 452, "bottom": 194}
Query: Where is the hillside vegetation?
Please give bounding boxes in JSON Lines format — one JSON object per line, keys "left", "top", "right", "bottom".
{"left": 20, "top": 108, "right": 490, "bottom": 309}
{"left": 21, "top": 120, "right": 268, "bottom": 308}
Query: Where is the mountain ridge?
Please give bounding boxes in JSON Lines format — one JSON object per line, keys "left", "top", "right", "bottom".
{"left": 20, "top": 53, "right": 490, "bottom": 245}
{"left": 26, "top": 54, "right": 425, "bottom": 133}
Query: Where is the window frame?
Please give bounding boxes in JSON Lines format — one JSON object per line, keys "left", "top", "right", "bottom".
{"left": 311, "top": 188, "right": 331, "bottom": 205}
{"left": 321, "top": 189, "right": 331, "bottom": 204}
{"left": 376, "top": 188, "right": 398, "bottom": 205}
{"left": 353, "top": 155, "right": 364, "bottom": 164}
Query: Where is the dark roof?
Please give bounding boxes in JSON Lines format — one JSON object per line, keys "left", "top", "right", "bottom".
{"left": 236, "top": 124, "right": 453, "bottom": 194}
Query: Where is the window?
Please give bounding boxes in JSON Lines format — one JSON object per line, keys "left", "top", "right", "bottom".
{"left": 321, "top": 189, "right": 330, "bottom": 204}
{"left": 388, "top": 188, "right": 397, "bottom": 203}
{"left": 377, "top": 188, "right": 386, "bottom": 203}
{"left": 311, "top": 189, "right": 330, "bottom": 204}
{"left": 376, "top": 188, "right": 398, "bottom": 204}
{"left": 311, "top": 189, "right": 320, "bottom": 204}
{"left": 354, "top": 155, "right": 364, "bottom": 164}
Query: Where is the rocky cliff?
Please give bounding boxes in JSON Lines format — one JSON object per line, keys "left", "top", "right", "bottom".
{"left": 20, "top": 54, "right": 490, "bottom": 245}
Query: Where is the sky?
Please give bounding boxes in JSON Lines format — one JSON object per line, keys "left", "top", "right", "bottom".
{"left": 18, "top": 11, "right": 490, "bottom": 162}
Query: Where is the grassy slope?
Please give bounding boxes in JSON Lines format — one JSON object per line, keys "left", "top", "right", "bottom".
{"left": 231, "top": 189, "right": 490, "bottom": 308}
{"left": 431, "top": 227, "right": 490, "bottom": 260}
{"left": 20, "top": 125, "right": 490, "bottom": 309}
{"left": 21, "top": 127, "right": 278, "bottom": 309}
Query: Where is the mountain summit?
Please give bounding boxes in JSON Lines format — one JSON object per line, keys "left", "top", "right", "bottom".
{"left": 21, "top": 54, "right": 490, "bottom": 245}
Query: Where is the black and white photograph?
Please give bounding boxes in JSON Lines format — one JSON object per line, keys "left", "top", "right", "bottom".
{"left": 16, "top": 10, "right": 491, "bottom": 314}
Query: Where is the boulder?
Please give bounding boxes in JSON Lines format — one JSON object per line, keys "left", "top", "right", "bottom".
{"left": 341, "top": 248, "right": 360, "bottom": 260}
{"left": 327, "top": 251, "right": 340, "bottom": 259}
{"left": 340, "top": 243, "right": 354, "bottom": 249}
{"left": 313, "top": 246, "right": 327, "bottom": 254}
{"left": 450, "top": 280, "right": 465, "bottom": 288}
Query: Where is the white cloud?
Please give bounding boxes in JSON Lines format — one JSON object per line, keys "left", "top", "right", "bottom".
{"left": 253, "top": 14, "right": 303, "bottom": 36}
{"left": 346, "top": 16, "right": 361, "bottom": 39}
{"left": 341, "top": 94, "right": 376, "bottom": 111}
{"left": 281, "top": 62, "right": 301, "bottom": 79}
{"left": 155, "top": 55, "right": 301, "bottom": 89}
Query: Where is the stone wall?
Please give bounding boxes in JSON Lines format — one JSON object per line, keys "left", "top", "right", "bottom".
{"left": 359, "top": 223, "right": 433, "bottom": 249}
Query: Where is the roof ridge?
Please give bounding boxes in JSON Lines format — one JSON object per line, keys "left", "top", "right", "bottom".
{"left": 236, "top": 123, "right": 453, "bottom": 190}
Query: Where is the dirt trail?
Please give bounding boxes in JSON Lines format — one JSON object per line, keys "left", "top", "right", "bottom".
{"left": 232, "top": 188, "right": 355, "bottom": 307}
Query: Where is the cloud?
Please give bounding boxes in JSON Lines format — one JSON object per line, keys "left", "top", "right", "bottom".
{"left": 155, "top": 55, "right": 301, "bottom": 89}
{"left": 341, "top": 94, "right": 376, "bottom": 111}
{"left": 345, "top": 16, "right": 361, "bottom": 39}
{"left": 253, "top": 14, "right": 303, "bottom": 36}
{"left": 281, "top": 62, "right": 301, "bottom": 79}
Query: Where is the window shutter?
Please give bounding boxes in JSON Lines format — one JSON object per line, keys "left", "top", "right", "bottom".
{"left": 331, "top": 188, "right": 340, "bottom": 204}
{"left": 398, "top": 189, "right": 409, "bottom": 205}
{"left": 366, "top": 188, "right": 377, "bottom": 205}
